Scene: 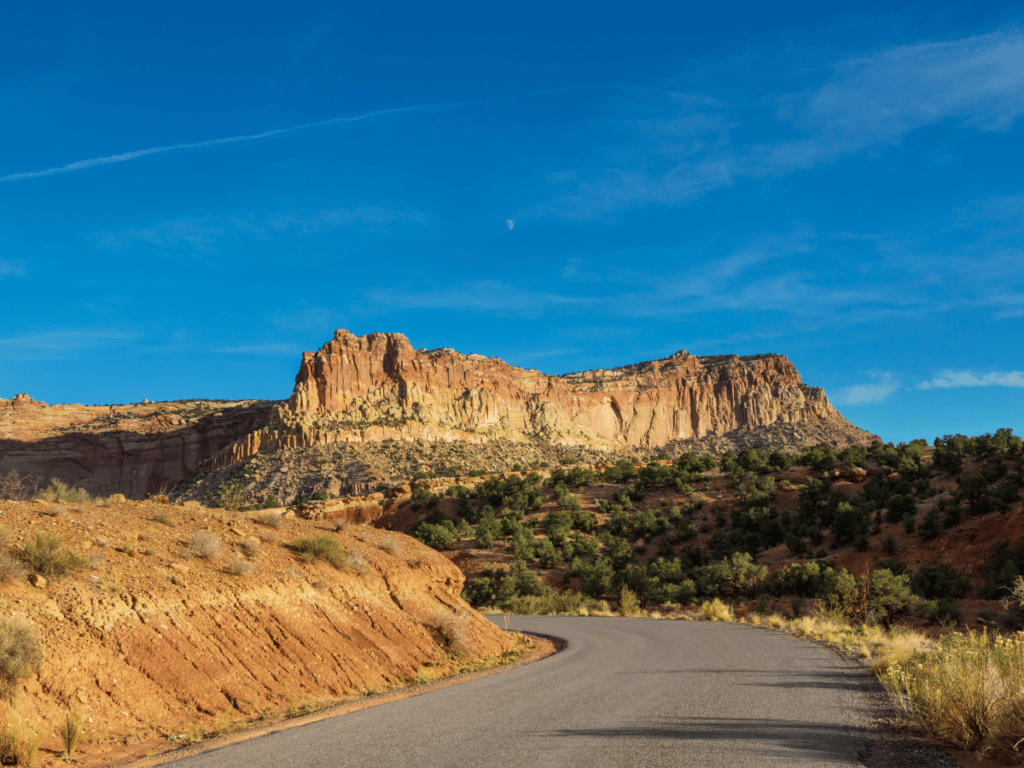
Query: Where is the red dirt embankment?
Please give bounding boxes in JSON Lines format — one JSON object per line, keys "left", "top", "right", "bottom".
{"left": 0, "top": 497, "right": 514, "bottom": 765}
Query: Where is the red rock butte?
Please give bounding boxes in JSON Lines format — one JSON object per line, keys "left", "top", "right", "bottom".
{"left": 0, "top": 330, "right": 871, "bottom": 496}
{"left": 283, "top": 329, "right": 841, "bottom": 448}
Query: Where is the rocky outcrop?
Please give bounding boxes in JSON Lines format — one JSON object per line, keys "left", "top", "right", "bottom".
{"left": 0, "top": 396, "right": 276, "bottom": 497}
{"left": 282, "top": 330, "right": 845, "bottom": 449}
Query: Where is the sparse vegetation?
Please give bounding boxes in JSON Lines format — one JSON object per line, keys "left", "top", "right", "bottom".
{"left": 21, "top": 532, "right": 87, "bottom": 578}
{"left": 0, "top": 618, "right": 44, "bottom": 699}
{"left": 0, "top": 553, "right": 26, "bottom": 584}
{"left": 429, "top": 610, "right": 474, "bottom": 658}
{"left": 37, "top": 477, "right": 92, "bottom": 504}
{"left": 187, "top": 532, "right": 223, "bottom": 560}
{"left": 0, "top": 707, "right": 45, "bottom": 767}
{"left": 291, "top": 534, "right": 349, "bottom": 570}
{"left": 225, "top": 557, "right": 254, "bottom": 576}
{"left": 254, "top": 511, "right": 284, "bottom": 529}
{"left": 58, "top": 707, "right": 86, "bottom": 761}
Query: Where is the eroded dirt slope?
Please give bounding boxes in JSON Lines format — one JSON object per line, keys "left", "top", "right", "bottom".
{"left": 0, "top": 497, "right": 513, "bottom": 765}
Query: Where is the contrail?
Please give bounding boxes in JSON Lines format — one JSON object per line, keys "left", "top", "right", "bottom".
{"left": 0, "top": 97, "right": 487, "bottom": 184}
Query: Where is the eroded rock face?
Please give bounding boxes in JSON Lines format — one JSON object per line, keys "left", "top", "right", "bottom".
{"left": 284, "top": 330, "right": 842, "bottom": 448}
{"left": 0, "top": 397, "right": 277, "bottom": 497}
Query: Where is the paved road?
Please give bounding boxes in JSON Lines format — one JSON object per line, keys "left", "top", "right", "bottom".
{"left": 172, "top": 616, "right": 876, "bottom": 768}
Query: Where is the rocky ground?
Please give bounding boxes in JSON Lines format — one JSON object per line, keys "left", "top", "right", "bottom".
{"left": 172, "top": 418, "right": 877, "bottom": 508}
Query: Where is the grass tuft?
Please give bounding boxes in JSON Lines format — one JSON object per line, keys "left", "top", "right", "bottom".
{"left": 0, "top": 552, "right": 26, "bottom": 584}
{"left": 0, "top": 708, "right": 44, "bottom": 767}
{"left": 58, "top": 707, "right": 85, "bottom": 761}
{"left": 882, "top": 630, "right": 1024, "bottom": 756}
{"left": 187, "top": 532, "right": 222, "bottom": 560}
{"left": 0, "top": 618, "right": 44, "bottom": 699}
{"left": 699, "top": 598, "right": 734, "bottom": 622}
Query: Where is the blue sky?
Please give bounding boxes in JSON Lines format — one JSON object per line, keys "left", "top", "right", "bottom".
{"left": 1, "top": 1, "right": 1022, "bottom": 444}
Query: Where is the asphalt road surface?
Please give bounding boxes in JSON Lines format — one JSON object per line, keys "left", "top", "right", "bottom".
{"left": 172, "top": 616, "right": 876, "bottom": 768}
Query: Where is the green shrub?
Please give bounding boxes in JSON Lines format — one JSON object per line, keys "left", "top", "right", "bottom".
{"left": 412, "top": 517, "right": 457, "bottom": 550}
{"left": 919, "top": 598, "right": 963, "bottom": 624}
{"left": 461, "top": 577, "right": 494, "bottom": 605}
{"left": 21, "top": 532, "right": 87, "bottom": 578}
{"left": 911, "top": 561, "right": 970, "bottom": 600}
{"left": 768, "top": 562, "right": 823, "bottom": 598}
{"left": 869, "top": 569, "right": 914, "bottom": 626}
{"left": 0, "top": 618, "right": 44, "bottom": 699}
{"left": 980, "top": 538, "right": 1024, "bottom": 599}
{"left": 573, "top": 557, "right": 615, "bottom": 598}
{"left": 817, "top": 567, "right": 858, "bottom": 614}
{"left": 290, "top": 534, "right": 349, "bottom": 570}
{"left": 618, "top": 586, "right": 644, "bottom": 617}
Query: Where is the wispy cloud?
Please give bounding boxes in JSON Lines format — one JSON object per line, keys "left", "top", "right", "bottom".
{"left": 549, "top": 31, "right": 1024, "bottom": 217}
{"left": 834, "top": 372, "right": 902, "bottom": 405}
{"left": 213, "top": 343, "right": 299, "bottom": 355}
{"left": 1, "top": 87, "right": 575, "bottom": 184}
{"left": 0, "top": 258, "right": 25, "bottom": 276}
{"left": 364, "top": 280, "right": 595, "bottom": 317}
{"left": 0, "top": 329, "right": 138, "bottom": 361}
{"left": 915, "top": 370, "right": 1024, "bottom": 390}
{"left": 0, "top": 102, "right": 469, "bottom": 184}
{"left": 97, "top": 206, "right": 423, "bottom": 251}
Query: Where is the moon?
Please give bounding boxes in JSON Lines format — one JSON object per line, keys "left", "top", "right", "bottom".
{"left": 506, "top": 219, "right": 514, "bottom": 230}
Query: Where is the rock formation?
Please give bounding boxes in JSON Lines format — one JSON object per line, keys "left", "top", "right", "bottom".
{"left": 0, "top": 395, "right": 276, "bottom": 497}
{"left": 0, "top": 330, "right": 876, "bottom": 498}
{"left": 281, "top": 329, "right": 845, "bottom": 448}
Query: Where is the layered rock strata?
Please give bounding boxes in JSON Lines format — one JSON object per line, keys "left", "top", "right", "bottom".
{"left": 280, "top": 329, "right": 843, "bottom": 449}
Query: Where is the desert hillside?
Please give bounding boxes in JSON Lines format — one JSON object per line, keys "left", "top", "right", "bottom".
{"left": 0, "top": 494, "right": 516, "bottom": 765}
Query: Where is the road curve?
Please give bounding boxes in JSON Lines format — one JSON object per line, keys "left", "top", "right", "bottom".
{"left": 171, "top": 616, "right": 876, "bottom": 768}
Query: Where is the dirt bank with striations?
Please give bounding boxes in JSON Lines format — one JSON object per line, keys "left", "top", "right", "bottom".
{"left": 0, "top": 496, "right": 515, "bottom": 765}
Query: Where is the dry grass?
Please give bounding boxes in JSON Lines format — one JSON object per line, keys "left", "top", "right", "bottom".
{"left": 0, "top": 707, "right": 45, "bottom": 767}
{"left": 0, "top": 552, "right": 26, "bottom": 584}
{"left": 37, "top": 477, "right": 92, "bottom": 504}
{"left": 375, "top": 536, "right": 400, "bottom": 555}
{"left": 58, "top": 707, "right": 85, "bottom": 760}
{"left": 882, "top": 630, "right": 1024, "bottom": 758}
{"left": 699, "top": 599, "right": 734, "bottom": 622}
{"left": 225, "top": 558, "right": 254, "bottom": 577}
{"left": 869, "top": 627, "right": 931, "bottom": 675}
{"left": 187, "top": 532, "right": 223, "bottom": 560}
{"left": 254, "top": 512, "right": 283, "bottom": 529}
{"left": 430, "top": 610, "right": 475, "bottom": 658}
{"left": 0, "top": 618, "right": 44, "bottom": 699}
{"left": 151, "top": 510, "right": 177, "bottom": 527}
{"left": 240, "top": 539, "right": 260, "bottom": 558}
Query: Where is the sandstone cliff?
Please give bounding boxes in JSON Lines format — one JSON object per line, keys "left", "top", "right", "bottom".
{"left": 0, "top": 330, "right": 875, "bottom": 500}
{"left": 281, "top": 329, "right": 844, "bottom": 449}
